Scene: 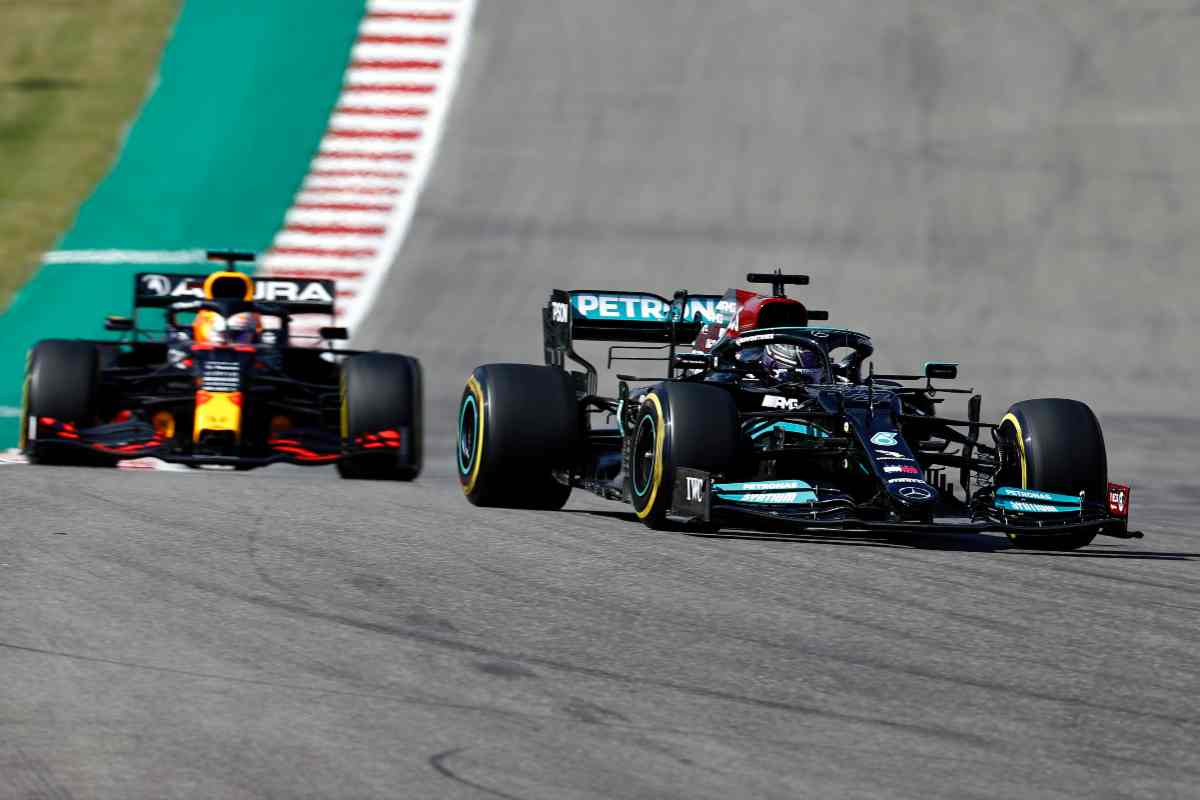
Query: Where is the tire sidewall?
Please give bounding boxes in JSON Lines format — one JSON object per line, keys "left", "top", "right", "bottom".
{"left": 629, "top": 392, "right": 669, "bottom": 524}
{"left": 456, "top": 364, "right": 578, "bottom": 508}
{"left": 457, "top": 373, "right": 487, "bottom": 498}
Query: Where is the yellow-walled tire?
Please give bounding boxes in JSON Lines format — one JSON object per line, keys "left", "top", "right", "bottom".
{"left": 627, "top": 383, "right": 739, "bottom": 529}
{"left": 457, "top": 364, "right": 579, "bottom": 509}
{"left": 997, "top": 398, "right": 1106, "bottom": 550}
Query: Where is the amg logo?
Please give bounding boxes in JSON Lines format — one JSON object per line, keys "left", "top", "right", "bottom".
{"left": 551, "top": 301, "right": 569, "bottom": 323}
{"left": 762, "top": 395, "right": 801, "bottom": 410}
{"left": 685, "top": 476, "right": 705, "bottom": 502}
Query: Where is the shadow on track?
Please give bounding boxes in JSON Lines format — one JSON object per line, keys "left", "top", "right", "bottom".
{"left": 560, "top": 510, "right": 1195, "bottom": 560}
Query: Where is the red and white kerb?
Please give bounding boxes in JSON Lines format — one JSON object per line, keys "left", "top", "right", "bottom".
{"left": 259, "top": 0, "right": 477, "bottom": 342}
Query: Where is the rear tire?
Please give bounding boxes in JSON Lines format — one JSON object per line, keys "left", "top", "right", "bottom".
{"left": 996, "top": 398, "right": 1106, "bottom": 550}
{"left": 457, "top": 364, "right": 579, "bottom": 509}
{"left": 627, "top": 382, "right": 739, "bottom": 529}
{"left": 338, "top": 353, "right": 422, "bottom": 480}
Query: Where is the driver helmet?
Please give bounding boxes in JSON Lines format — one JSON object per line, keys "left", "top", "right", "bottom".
{"left": 761, "top": 342, "right": 824, "bottom": 386}
{"left": 193, "top": 310, "right": 261, "bottom": 345}
{"left": 226, "top": 311, "right": 261, "bottom": 344}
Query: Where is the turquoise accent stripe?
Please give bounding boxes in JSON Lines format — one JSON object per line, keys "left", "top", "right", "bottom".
{"left": 747, "top": 420, "right": 830, "bottom": 439}
{"left": 713, "top": 480, "right": 813, "bottom": 492}
{"left": 996, "top": 487, "right": 1082, "bottom": 506}
{"left": 995, "top": 498, "right": 1081, "bottom": 514}
{"left": 717, "top": 491, "right": 818, "bottom": 504}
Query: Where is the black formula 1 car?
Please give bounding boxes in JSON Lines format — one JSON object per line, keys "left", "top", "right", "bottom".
{"left": 456, "top": 272, "right": 1137, "bottom": 549}
{"left": 20, "top": 251, "right": 421, "bottom": 478}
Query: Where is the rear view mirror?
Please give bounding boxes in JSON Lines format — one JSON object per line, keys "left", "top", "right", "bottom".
{"left": 925, "top": 362, "right": 958, "bottom": 381}
{"left": 806, "top": 310, "right": 829, "bottom": 322}
{"left": 105, "top": 315, "right": 133, "bottom": 331}
{"left": 320, "top": 326, "right": 349, "bottom": 341}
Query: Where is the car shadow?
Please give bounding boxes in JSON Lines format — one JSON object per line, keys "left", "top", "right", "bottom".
{"left": 560, "top": 509, "right": 1194, "bottom": 560}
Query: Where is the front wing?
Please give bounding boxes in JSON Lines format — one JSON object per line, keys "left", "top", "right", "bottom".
{"left": 27, "top": 416, "right": 406, "bottom": 468}
{"left": 670, "top": 469, "right": 1141, "bottom": 540}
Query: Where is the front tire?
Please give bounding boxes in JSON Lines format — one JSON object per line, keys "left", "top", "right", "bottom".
{"left": 457, "top": 364, "right": 579, "bottom": 509}
{"left": 627, "top": 382, "right": 739, "bottom": 529}
{"left": 338, "top": 353, "right": 423, "bottom": 480}
{"left": 996, "top": 398, "right": 1106, "bottom": 550}
{"left": 22, "top": 340, "right": 107, "bottom": 465}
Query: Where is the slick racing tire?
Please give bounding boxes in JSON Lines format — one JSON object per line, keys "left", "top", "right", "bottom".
{"left": 457, "top": 364, "right": 579, "bottom": 509}
{"left": 997, "top": 398, "right": 1106, "bottom": 551}
{"left": 628, "top": 382, "right": 739, "bottom": 529}
{"left": 338, "top": 353, "right": 423, "bottom": 481}
{"left": 22, "top": 339, "right": 110, "bottom": 466}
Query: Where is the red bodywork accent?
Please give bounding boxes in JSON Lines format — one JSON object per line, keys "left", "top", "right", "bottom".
{"left": 39, "top": 416, "right": 159, "bottom": 451}
{"left": 267, "top": 436, "right": 341, "bottom": 463}
{"left": 353, "top": 429, "right": 403, "bottom": 450}
{"left": 1107, "top": 483, "right": 1131, "bottom": 518}
{"left": 694, "top": 288, "right": 813, "bottom": 351}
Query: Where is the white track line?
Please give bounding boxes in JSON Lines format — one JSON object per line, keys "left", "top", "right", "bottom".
{"left": 42, "top": 250, "right": 209, "bottom": 264}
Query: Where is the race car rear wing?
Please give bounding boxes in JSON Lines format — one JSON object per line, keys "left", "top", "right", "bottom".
{"left": 544, "top": 289, "right": 723, "bottom": 393}
{"left": 132, "top": 272, "right": 337, "bottom": 314}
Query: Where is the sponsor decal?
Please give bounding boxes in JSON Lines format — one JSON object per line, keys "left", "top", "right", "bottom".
{"left": 551, "top": 301, "right": 569, "bottom": 323}
{"left": 887, "top": 477, "right": 924, "bottom": 484}
{"left": 996, "top": 486, "right": 1081, "bottom": 505}
{"left": 735, "top": 332, "right": 778, "bottom": 345}
{"left": 720, "top": 491, "right": 817, "bottom": 504}
{"left": 883, "top": 465, "right": 903, "bottom": 473}
{"left": 883, "top": 465, "right": 921, "bottom": 474}
{"left": 898, "top": 485, "right": 933, "bottom": 500}
{"left": 139, "top": 275, "right": 334, "bottom": 305}
{"left": 875, "top": 449, "right": 907, "bottom": 459}
{"left": 997, "top": 500, "right": 1067, "bottom": 514}
{"left": 141, "top": 273, "right": 173, "bottom": 296}
{"left": 761, "top": 395, "right": 802, "bottom": 411}
{"left": 714, "top": 480, "right": 813, "bottom": 492}
{"left": 1107, "top": 483, "right": 1131, "bottom": 518}
{"left": 201, "top": 361, "right": 241, "bottom": 392}
{"left": 685, "top": 476, "right": 705, "bottom": 502}
{"left": 870, "top": 431, "right": 898, "bottom": 446}
{"left": 570, "top": 293, "right": 719, "bottom": 323}
{"left": 256, "top": 281, "right": 334, "bottom": 304}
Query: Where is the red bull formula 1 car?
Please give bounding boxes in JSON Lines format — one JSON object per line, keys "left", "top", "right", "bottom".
{"left": 20, "top": 251, "right": 421, "bottom": 478}
{"left": 456, "top": 271, "right": 1138, "bottom": 549}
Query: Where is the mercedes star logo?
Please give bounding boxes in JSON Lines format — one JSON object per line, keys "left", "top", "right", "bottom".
{"left": 898, "top": 485, "right": 933, "bottom": 500}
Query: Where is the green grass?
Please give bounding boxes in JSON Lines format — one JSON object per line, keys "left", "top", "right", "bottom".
{"left": 0, "top": 0, "right": 180, "bottom": 310}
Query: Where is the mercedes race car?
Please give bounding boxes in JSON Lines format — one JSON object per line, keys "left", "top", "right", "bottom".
{"left": 456, "top": 272, "right": 1137, "bottom": 549}
{"left": 20, "top": 251, "right": 421, "bottom": 478}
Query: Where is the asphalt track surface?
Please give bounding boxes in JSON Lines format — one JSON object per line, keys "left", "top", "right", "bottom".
{"left": 4, "top": 3, "right": 1200, "bottom": 798}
